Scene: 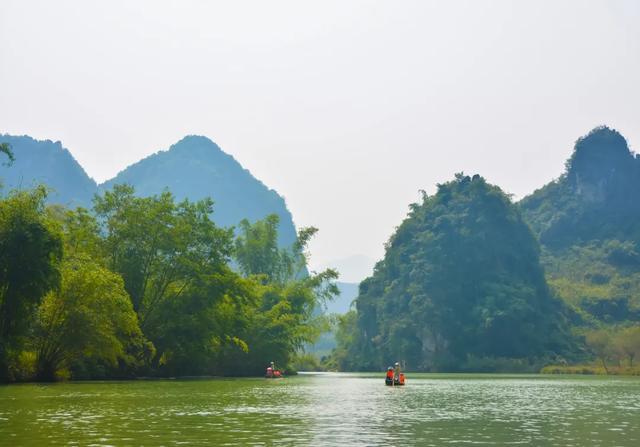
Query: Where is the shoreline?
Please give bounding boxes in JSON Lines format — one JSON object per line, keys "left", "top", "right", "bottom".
{"left": 541, "top": 365, "right": 640, "bottom": 376}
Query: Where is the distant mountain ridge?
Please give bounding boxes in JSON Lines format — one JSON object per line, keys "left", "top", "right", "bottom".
{"left": 101, "top": 135, "right": 297, "bottom": 247}
{"left": 325, "top": 282, "right": 358, "bottom": 314}
{"left": 0, "top": 135, "right": 97, "bottom": 207}
{"left": 0, "top": 134, "right": 298, "bottom": 248}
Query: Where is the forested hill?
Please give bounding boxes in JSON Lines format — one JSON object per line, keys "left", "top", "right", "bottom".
{"left": 100, "top": 135, "right": 297, "bottom": 247}
{"left": 0, "top": 135, "right": 97, "bottom": 207}
{"left": 330, "top": 174, "right": 575, "bottom": 372}
{"left": 521, "top": 126, "right": 640, "bottom": 247}
{"left": 520, "top": 126, "right": 640, "bottom": 324}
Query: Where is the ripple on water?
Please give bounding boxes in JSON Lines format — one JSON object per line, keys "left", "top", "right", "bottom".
{"left": 0, "top": 374, "right": 639, "bottom": 446}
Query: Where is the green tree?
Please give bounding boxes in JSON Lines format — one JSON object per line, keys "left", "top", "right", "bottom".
{"left": 324, "top": 310, "right": 359, "bottom": 371}
{"left": 93, "top": 185, "right": 234, "bottom": 328}
{"left": 235, "top": 215, "right": 297, "bottom": 283}
{"left": 147, "top": 266, "right": 254, "bottom": 376}
{"left": 0, "top": 182, "right": 337, "bottom": 380}
{"left": 585, "top": 329, "right": 612, "bottom": 373}
{"left": 231, "top": 216, "right": 338, "bottom": 374}
{"left": 613, "top": 326, "right": 640, "bottom": 367}
{"left": 0, "top": 187, "right": 63, "bottom": 381}
{"left": 0, "top": 142, "right": 14, "bottom": 166}
{"left": 59, "top": 207, "right": 104, "bottom": 260}
{"left": 34, "top": 257, "right": 144, "bottom": 381}
{"left": 92, "top": 185, "right": 262, "bottom": 376}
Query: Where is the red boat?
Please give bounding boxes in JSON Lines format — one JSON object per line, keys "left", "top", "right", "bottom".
{"left": 265, "top": 363, "right": 283, "bottom": 378}
{"left": 385, "top": 373, "right": 406, "bottom": 386}
{"left": 385, "top": 362, "right": 406, "bottom": 386}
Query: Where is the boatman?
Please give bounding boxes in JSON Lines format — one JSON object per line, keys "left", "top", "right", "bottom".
{"left": 386, "top": 366, "right": 394, "bottom": 385}
{"left": 395, "top": 361, "right": 405, "bottom": 385}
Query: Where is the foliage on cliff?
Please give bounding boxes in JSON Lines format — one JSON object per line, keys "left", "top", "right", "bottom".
{"left": 330, "top": 174, "right": 575, "bottom": 372}
{"left": 521, "top": 127, "right": 640, "bottom": 326}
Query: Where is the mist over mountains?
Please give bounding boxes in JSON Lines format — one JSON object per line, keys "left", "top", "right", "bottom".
{"left": 3, "top": 126, "right": 640, "bottom": 338}
{"left": 0, "top": 135, "right": 97, "bottom": 207}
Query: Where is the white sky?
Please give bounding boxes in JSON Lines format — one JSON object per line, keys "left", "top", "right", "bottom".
{"left": 2, "top": 0, "right": 639, "bottom": 281}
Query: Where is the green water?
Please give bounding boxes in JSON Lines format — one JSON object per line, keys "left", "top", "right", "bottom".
{"left": 1, "top": 373, "right": 639, "bottom": 446}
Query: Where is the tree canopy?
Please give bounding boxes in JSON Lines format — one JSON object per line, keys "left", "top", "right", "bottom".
{"left": 0, "top": 182, "right": 337, "bottom": 381}
{"left": 34, "top": 257, "right": 144, "bottom": 381}
{"left": 0, "top": 187, "right": 63, "bottom": 380}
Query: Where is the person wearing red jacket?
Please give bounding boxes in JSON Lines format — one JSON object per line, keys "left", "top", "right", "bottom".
{"left": 385, "top": 366, "right": 394, "bottom": 385}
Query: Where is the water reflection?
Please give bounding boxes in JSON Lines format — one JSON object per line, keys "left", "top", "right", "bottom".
{"left": 0, "top": 373, "right": 639, "bottom": 446}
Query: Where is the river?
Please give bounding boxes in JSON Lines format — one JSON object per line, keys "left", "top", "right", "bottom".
{"left": 1, "top": 372, "right": 639, "bottom": 446}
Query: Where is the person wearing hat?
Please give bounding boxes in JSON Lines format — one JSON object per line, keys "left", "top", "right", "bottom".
{"left": 394, "top": 361, "right": 406, "bottom": 385}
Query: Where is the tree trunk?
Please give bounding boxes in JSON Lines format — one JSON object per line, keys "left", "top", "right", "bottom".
{"left": 600, "top": 357, "right": 609, "bottom": 374}
{"left": 35, "top": 358, "right": 58, "bottom": 382}
{"left": 0, "top": 345, "right": 9, "bottom": 383}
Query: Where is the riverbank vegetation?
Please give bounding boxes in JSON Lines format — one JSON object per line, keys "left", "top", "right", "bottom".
{"left": 4, "top": 126, "right": 640, "bottom": 379}
{"left": 542, "top": 326, "right": 640, "bottom": 375}
{"left": 0, "top": 180, "right": 337, "bottom": 382}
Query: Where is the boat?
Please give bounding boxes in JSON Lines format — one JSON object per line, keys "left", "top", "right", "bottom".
{"left": 385, "top": 362, "right": 406, "bottom": 385}
{"left": 265, "top": 369, "right": 283, "bottom": 379}
{"left": 385, "top": 373, "right": 406, "bottom": 386}
{"left": 265, "top": 363, "right": 283, "bottom": 378}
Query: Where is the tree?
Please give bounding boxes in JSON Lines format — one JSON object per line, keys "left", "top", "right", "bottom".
{"left": 58, "top": 207, "right": 104, "bottom": 260}
{"left": 146, "top": 264, "right": 254, "bottom": 376}
{"left": 93, "top": 185, "right": 234, "bottom": 328}
{"left": 92, "top": 185, "right": 263, "bottom": 376}
{"left": 613, "top": 326, "right": 640, "bottom": 367}
{"left": 231, "top": 216, "right": 338, "bottom": 374}
{"left": 0, "top": 142, "right": 14, "bottom": 166}
{"left": 585, "top": 329, "right": 612, "bottom": 373}
{"left": 235, "top": 215, "right": 304, "bottom": 284}
{"left": 34, "top": 257, "right": 145, "bottom": 381}
{"left": 0, "top": 187, "right": 63, "bottom": 381}
{"left": 324, "top": 310, "right": 359, "bottom": 371}
{"left": 0, "top": 181, "right": 338, "bottom": 380}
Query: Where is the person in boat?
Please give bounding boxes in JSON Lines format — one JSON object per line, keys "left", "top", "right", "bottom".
{"left": 266, "top": 361, "right": 283, "bottom": 378}
{"left": 394, "top": 362, "right": 406, "bottom": 385}
{"left": 266, "top": 361, "right": 275, "bottom": 378}
{"left": 385, "top": 366, "right": 394, "bottom": 385}
{"left": 272, "top": 361, "right": 282, "bottom": 377}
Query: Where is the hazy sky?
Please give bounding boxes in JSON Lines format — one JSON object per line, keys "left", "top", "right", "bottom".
{"left": 2, "top": 0, "right": 639, "bottom": 281}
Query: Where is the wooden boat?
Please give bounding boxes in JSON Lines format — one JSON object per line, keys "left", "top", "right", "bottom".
{"left": 265, "top": 367, "right": 283, "bottom": 378}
